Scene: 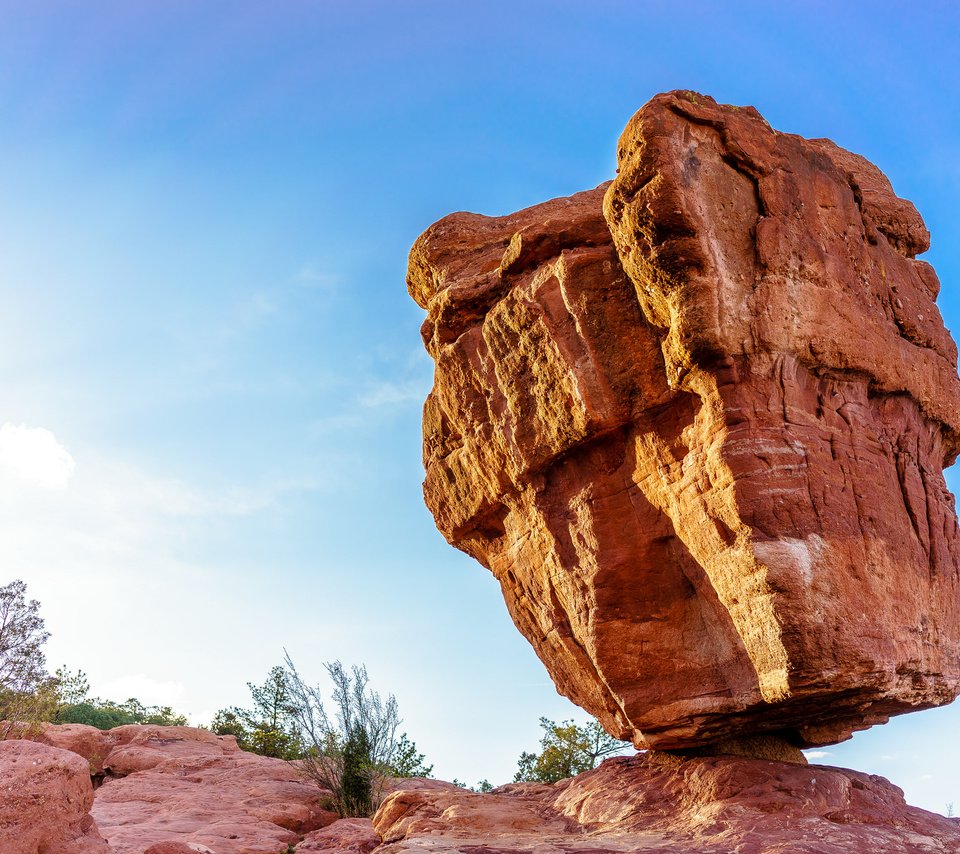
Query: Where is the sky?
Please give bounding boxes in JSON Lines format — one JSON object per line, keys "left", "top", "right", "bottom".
{"left": 0, "top": 0, "right": 958, "bottom": 814}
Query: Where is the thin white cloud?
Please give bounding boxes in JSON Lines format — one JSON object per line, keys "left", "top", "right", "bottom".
{"left": 233, "top": 291, "right": 278, "bottom": 327}
{"left": 295, "top": 264, "right": 339, "bottom": 292}
{"left": 95, "top": 673, "right": 185, "bottom": 707}
{"left": 0, "top": 422, "right": 75, "bottom": 489}
{"left": 126, "top": 466, "right": 319, "bottom": 518}
{"left": 359, "top": 379, "right": 429, "bottom": 408}
{"left": 803, "top": 750, "right": 833, "bottom": 760}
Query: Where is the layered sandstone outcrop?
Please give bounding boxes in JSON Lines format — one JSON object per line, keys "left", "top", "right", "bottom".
{"left": 411, "top": 91, "right": 960, "bottom": 750}
{"left": 375, "top": 755, "right": 960, "bottom": 853}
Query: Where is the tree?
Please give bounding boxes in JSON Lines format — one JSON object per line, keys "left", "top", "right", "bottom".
{"left": 55, "top": 696, "right": 188, "bottom": 728}
{"left": 513, "top": 717, "right": 628, "bottom": 783}
{"left": 390, "top": 732, "right": 433, "bottom": 778}
{"left": 340, "top": 723, "right": 375, "bottom": 816}
{"left": 452, "top": 778, "right": 493, "bottom": 792}
{"left": 284, "top": 653, "right": 428, "bottom": 817}
{"left": 53, "top": 667, "right": 90, "bottom": 708}
{"left": 210, "top": 666, "right": 302, "bottom": 759}
{"left": 51, "top": 667, "right": 187, "bottom": 729}
{"left": 210, "top": 708, "right": 250, "bottom": 746}
{"left": 0, "top": 580, "right": 56, "bottom": 734}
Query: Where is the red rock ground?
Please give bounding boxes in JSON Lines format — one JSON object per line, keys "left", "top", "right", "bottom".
{"left": 3, "top": 725, "right": 959, "bottom": 853}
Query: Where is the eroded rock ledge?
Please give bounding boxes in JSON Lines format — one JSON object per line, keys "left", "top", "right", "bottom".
{"left": 410, "top": 91, "right": 960, "bottom": 750}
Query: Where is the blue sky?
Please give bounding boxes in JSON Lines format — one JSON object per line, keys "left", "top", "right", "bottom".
{"left": 0, "top": 0, "right": 958, "bottom": 813}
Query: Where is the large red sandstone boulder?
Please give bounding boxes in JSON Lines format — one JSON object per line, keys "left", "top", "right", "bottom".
{"left": 25, "top": 723, "right": 111, "bottom": 772}
{"left": 373, "top": 755, "right": 960, "bottom": 853}
{"left": 0, "top": 739, "right": 111, "bottom": 854}
{"left": 410, "top": 90, "right": 960, "bottom": 750}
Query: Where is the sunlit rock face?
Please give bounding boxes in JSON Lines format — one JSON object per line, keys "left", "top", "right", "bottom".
{"left": 409, "top": 91, "right": 960, "bottom": 750}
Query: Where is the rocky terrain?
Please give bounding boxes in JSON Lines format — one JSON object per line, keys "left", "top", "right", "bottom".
{"left": 8, "top": 723, "right": 336, "bottom": 853}
{"left": 4, "top": 90, "right": 958, "bottom": 853}
{"left": 411, "top": 90, "right": 960, "bottom": 752}
{"left": 3, "top": 723, "right": 960, "bottom": 853}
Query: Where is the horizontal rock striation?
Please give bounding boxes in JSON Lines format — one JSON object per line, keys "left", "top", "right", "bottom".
{"left": 411, "top": 91, "right": 960, "bottom": 750}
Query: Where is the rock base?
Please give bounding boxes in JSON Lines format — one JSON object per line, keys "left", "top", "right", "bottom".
{"left": 374, "top": 753, "right": 960, "bottom": 854}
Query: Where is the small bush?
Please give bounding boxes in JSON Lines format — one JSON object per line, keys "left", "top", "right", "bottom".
{"left": 284, "top": 654, "right": 429, "bottom": 817}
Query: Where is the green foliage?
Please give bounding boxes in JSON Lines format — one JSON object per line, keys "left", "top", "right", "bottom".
{"left": 50, "top": 666, "right": 187, "bottom": 729}
{"left": 0, "top": 584, "right": 188, "bottom": 734}
{"left": 54, "top": 667, "right": 90, "bottom": 706}
{"left": 284, "top": 654, "right": 429, "bottom": 817}
{"left": 210, "top": 709, "right": 250, "bottom": 745}
{"left": 513, "top": 717, "right": 628, "bottom": 783}
{"left": 451, "top": 778, "right": 494, "bottom": 792}
{"left": 340, "top": 724, "right": 374, "bottom": 816}
{"left": 56, "top": 697, "right": 187, "bottom": 729}
{"left": 390, "top": 732, "right": 433, "bottom": 778}
{"left": 210, "top": 666, "right": 303, "bottom": 760}
{"left": 0, "top": 580, "right": 56, "bottom": 735}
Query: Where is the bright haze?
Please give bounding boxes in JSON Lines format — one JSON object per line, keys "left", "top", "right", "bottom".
{"left": 0, "top": 0, "right": 957, "bottom": 813}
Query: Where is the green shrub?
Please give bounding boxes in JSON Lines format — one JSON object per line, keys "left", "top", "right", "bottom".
{"left": 210, "top": 666, "right": 303, "bottom": 760}
{"left": 284, "top": 655, "right": 430, "bottom": 817}
{"left": 514, "top": 717, "right": 628, "bottom": 783}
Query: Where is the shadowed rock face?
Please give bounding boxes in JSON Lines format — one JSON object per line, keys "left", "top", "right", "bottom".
{"left": 410, "top": 91, "right": 960, "bottom": 750}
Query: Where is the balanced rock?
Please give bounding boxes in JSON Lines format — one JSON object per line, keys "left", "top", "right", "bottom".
{"left": 410, "top": 91, "right": 960, "bottom": 749}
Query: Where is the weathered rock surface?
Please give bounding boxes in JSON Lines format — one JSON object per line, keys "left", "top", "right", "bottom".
{"left": 0, "top": 739, "right": 111, "bottom": 854}
{"left": 27, "top": 722, "right": 113, "bottom": 773}
{"left": 373, "top": 755, "right": 960, "bottom": 853}
{"left": 85, "top": 725, "right": 336, "bottom": 854}
{"left": 142, "top": 844, "right": 215, "bottom": 854}
{"left": 7, "top": 725, "right": 957, "bottom": 853}
{"left": 411, "top": 90, "right": 960, "bottom": 750}
{"left": 296, "top": 817, "right": 380, "bottom": 852}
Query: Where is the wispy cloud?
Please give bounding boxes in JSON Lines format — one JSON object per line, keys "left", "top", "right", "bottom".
{"left": 359, "top": 378, "right": 430, "bottom": 408}
{"left": 95, "top": 673, "right": 185, "bottom": 707}
{"left": 0, "top": 427, "right": 326, "bottom": 721}
{"left": 295, "top": 263, "right": 340, "bottom": 292}
{"left": 803, "top": 750, "right": 833, "bottom": 760}
{"left": 0, "top": 422, "right": 75, "bottom": 490}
